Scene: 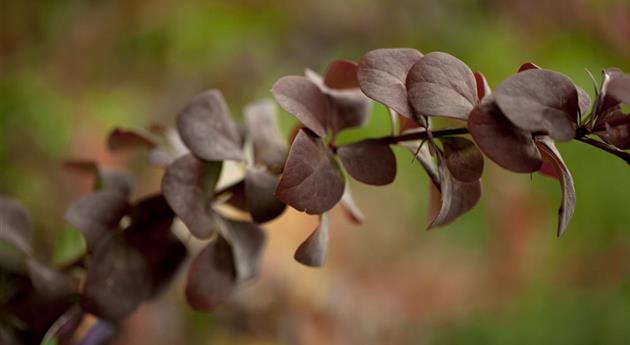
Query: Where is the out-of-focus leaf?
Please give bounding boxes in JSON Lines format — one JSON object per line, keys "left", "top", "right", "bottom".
{"left": 82, "top": 236, "right": 151, "bottom": 320}
{"left": 428, "top": 153, "right": 481, "bottom": 229}
{"left": 272, "top": 76, "right": 329, "bottom": 137}
{"left": 594, "top": 113, "right": 630, "bottom": 149}
{"left": 161, "top": 154, "right": 223, "bottom": 239}
{"left": 26, "top": 258, "right": 73, "bottom": 299}
{"left": 176, "top": 90, "right": 243, "bottom": 161}
{"left": 64, "top": 191, "right": 130, "bottom": 250}
{"left": 474, "top": 71, "right": 491, "bottom": 101}
{"left": 439, "top": 136, "right": 484, "bottom": 183}
{"left": 245, "top": 167, "right": 286, "bottom": 223}
{"left": 407, "top": 52, "right": 478, "bottom": 120}
{"left": 339, "top": 183, "right": 364, "bottom": 225}
{"left": 467, "top": 98, "right": 543, "bottom": 173}
{"left": 328, "top": 90, "right": 372, "bottom": 134}
{"left": 124, "top": 194, "right": 186, "bottom": 297}
{"left": 535, "top": 137, "right": 576, "bottom": 237}
{"left": 219, "top": 219, "right": 266, "bottom": 282}
{"left": 185, "top": 236, "right": 236, "bottom": 312}
{"left": 276, "top": 130, "right": 345, "bottom": 214}
{"left": 98, "top": 170, "right": 133, "bottom": 198}
{"left": 357, "top": 48, "right": 423, "bottom": 118}
{"left": 337, "top": 139, "right": 396, "bottom": 186}
{"left": 244, "top": 100, "right": 287, "bottom": 172}
{"left": 40, "top": 305, "right": 83, "bottom": 345}
{"left": 0, "top": 196, "right": 33, "bottom": 254}
{"left": 324, "top": 60, "right": 360, "bottom": 89}
{"left": 494, "top": 69, "right": 579, "bottom": 141}
{"left": 607, "top": 73, "right": 630, "bottom": 106}
{"left": 107, "top": 128, "right": 157, "bottom": 151}
{"left": 294, "top": 213, "right": 329, "bottom": 267}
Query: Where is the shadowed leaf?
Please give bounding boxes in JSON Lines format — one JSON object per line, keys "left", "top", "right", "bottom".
{"left": 324, "top": 60, "right": 360, "bottom": 89}
{"left": 276, "top": 130, "right": 345, "bottom": 214}
{"left": 358, "top": 48, "right": 423, "bottom": 118}
{"left": 294, "top": 213, "right": 329, "bottom": 267}
{"left": 338, "top": 139, "right": 396, "bottom": 186}
{"left": 244, "top": 100, "right": 287, "bottom": 172}
{"left": 40, "top": 305, "right": 83, "bottom": 345}
{"left": 536, "top": 137, "right": 576, "bottom": 237}
{"left": 596, "top": 114, "right": 630, "bottom": 149}
{"left": 219, "top": 219, "right": 266, "bottom": 282}
{"left": 439, "top": 136, "right": 484, "bottom": 183}
{"left": 495, "top": 69, "right": 579, "bottom": 141}
{"left": 161, "top": 154, "right": 223, "bottom": 239}
{"left": 272, "top": 76, "right": 329, "bottom": 137}
{"left": 26, "top": 258, "right": 73, "bottom": 299}
{"left": 0, "top": 196, "right": 33, "bottom": 254}
{"left": 328, "top": 90, "right": 372, "bottom": 134}
{"left": 245, "top": 167, "right": 286, "bottom": 223}
{"left": 176, "top": 90, "right": 243, "bottom": 161}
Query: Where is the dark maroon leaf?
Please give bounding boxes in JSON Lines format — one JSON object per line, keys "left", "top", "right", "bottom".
{"left": 176, "top": 90, "right": 243, "bottom": 161}
{"left": 244, "top": 99, "right": 287, "bottom": 172}
{"left": 271, "top": 76, "right": 329, "bottom": 137}
{"left": 428, "top": 153, "right": 482, "bottom": 229}
{"left": 494, "top": 69, "right": 579, "bottom": 141}
{"left": 324, "top": 60, "right": 360, "bottom": 89}
{"left": 474, "top": 71, "right": 491, "bottom": 101}
{"left": 82, "top": 236, "right": 151, "bottom": 320}
{"left": 161, "top": 154, "right": 223, "bottom": 239}
{"left": 518, "top": 62, "right": 540, "bottom": 72}
{"left": 185, "top": 236, "right": 236, "bottom": 311}
{"left": 64, "top": 191, "right": 130, "bottom": 250}
{"left": 107, "top": 128, "right": 157, "bottom": 151}
{"left": 219, "top": 219, "right": 266, "bottom": 282}
{"left": 597, "top": 115, "right": 630, "bottom": 149}
{"left": 407, "top": 52, "right": 478, "bottom": 120}
{"left": 294, "top": 213, "right": 329, "bottom": 267}
{"left": 467, "top": 98, "right": 543, "bottom": 173}
{"left": 276, "top": 130, "right": 345, "bottom": 214}
{"left": 357, "top": 48, "right": 423, "bottom": 118}
{"left": 439, "top": 137, "right": 484, "bottom": 183}
{"left": 328, "top": 90, "right": 372, "bottom": 134}
{"left": 339, "top": 184, "right": 365, "bottom": 225}
{"left": 25, "top": 258, "right": 74, "bottom": 298}
{"left": 0, "top": 196, "right": 33, "bottom": 254}
{"left": 535, "top": 137, "right": 576, "bottom": 237}
{"left": 337, "top": 139, "right": 397, "bottom": 186}
{"left": 245, "top": 167, "right": 286, "bottom": 223}
{"left": 608, "top": 73, "right": 630, "bottom": 106}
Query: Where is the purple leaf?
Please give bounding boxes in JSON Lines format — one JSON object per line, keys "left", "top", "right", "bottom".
{"left": 25, "top": 258, "right": 74, "bottom": 298}
{"left": 82, "top": 236, "right": 151, "bottom": 320}
{"left": 271, "top": 76, "right": 329, "bottom": 137}
{"left": 245, "top": 167, "right": 286, "bottom": 223}
{"left": 219, "top": 219, "right": 266, "bottom": 282}
{"left": 161, "top": 154, "right": 223, "bottom": 239}
{"left": 596, "top": 114, "right": 630, "bottom": 149}
{"left": 406, "top": 52, "right": 478, "bottom": 120}
{"left": 357, "top": 48, "right": 423, "bottom": 118}
{"left": 276, "top": 130, "right": 345, "bottom": 214}
{"left": 474, "top": 71, "right": 491, "bottom": 101}
{"left": 494, "top": 69, "right": 579, "bottom": 141}
{"left": 337, "top": 139, "right": 397, "bottom": 186}
{"left": 185, "top": 236, "right": 236, "bottom": 311}
{"left": 294, "top": 213, "right": 329, "bottom": 267}
{"left": 64, "top": 191, "right": 130, "bottom": 250}
{"left": 428, "top": 152, "right": 482, "bottom": 229}
{"left": 176, "top": 90, "right": 243, "bottom": 161}
{"left": 0, "top": 196, "right": 33, "bottom": 254}
{"left": 324, "top": 60, "right": 360, "bottom": 89}
{"left": 439, "top": 136, "right": 484, "bottom": 183}
{"left": 607, "top": 73, "right": 630, "bottom": 106}
{"left": 244, "top": 99, "right": 287, "bottom": 172}
{"left": 535, "top": 137, "right": 576, "bottom": 237}
{"left": 328, "top": 90, "right": 372, "bottom": 135}
{"left": 467, "top": 97, "right": 543, "bottom": 173}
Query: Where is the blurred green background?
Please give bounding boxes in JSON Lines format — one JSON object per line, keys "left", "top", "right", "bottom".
{"left": 2, "top": 0, "right": 630, "bottom": 344}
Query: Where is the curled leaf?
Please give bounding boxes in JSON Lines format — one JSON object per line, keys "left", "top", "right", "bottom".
{"left": 245, "top": 167, "right": 286, "bottom": 223}
{"left": 357, "top": 48, "right": 424, "bottom": 118}
{"left": 439, "top": 136, "right": 484, "bottom": 183}
{"left": 244, "top": 100, "right": 287, "bottom": 172}
{"left": 535, "top": 137, "right": 576, "bottom": 237}
{"left": 474, "top": 71, "right": 491, "bottom": 101}
{"left": 272, "top": 76, "right": 329, "bottom": 137}
{"left": 337, "top": 139, "right": 397, "bottom": 186}
{"left": 176, "top": 90, "right": 243, "bottom": 161}
{"left": 276, "top": 130, "right": 345, "bottom": 214}
{"left": 294, "top": 213, "right": 329, "bottom": 267}
{"left": 407, "top": 52, "right": 478, "bottom": 120}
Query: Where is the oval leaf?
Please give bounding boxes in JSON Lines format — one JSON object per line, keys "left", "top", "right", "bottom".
{"left": 494, "top": 69, "right": 579, "bottom": 141}
{"left": 294, "top": 213, "right": 329, "bottom": 267}
{"left": 276, "top": 130, "right": 345, "bottom": 214}
{"left": 439, "top": 136, "right": 484, "bottom": 183}
{"left": 244, "top": 99, "right": 287, "bottom": 172}
{"left": 324, "top": 60, "right": 360, "bottom": 89}
{"left": 245, "top": 167, "right": 287, "bottom": 223}
{"left": 161, "top": 154, "right": 223, "bottom": 239}
{"left": 337, "top": 139, "right": 397, "bottom": 186}
{"left": 406, "top": 52, "right": 478, "bottom": 120}
{"left": 357, "top": 48, "right": 424, "bottom": 118}
{"left": 328, "top": 90, "right": 372, "bottom": 134}
{"left": 271, "top": 76, "right": 329, "bottom": 137}
{"left": 535, "top": 137, "right": 576, "bottom": 237}
{"left": 176, "top": 90, "right": 243, "bottom": 161}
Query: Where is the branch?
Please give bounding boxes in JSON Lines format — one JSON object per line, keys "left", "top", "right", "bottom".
{"left": 576, "top": 136, "right": 630, "bottom": 165}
